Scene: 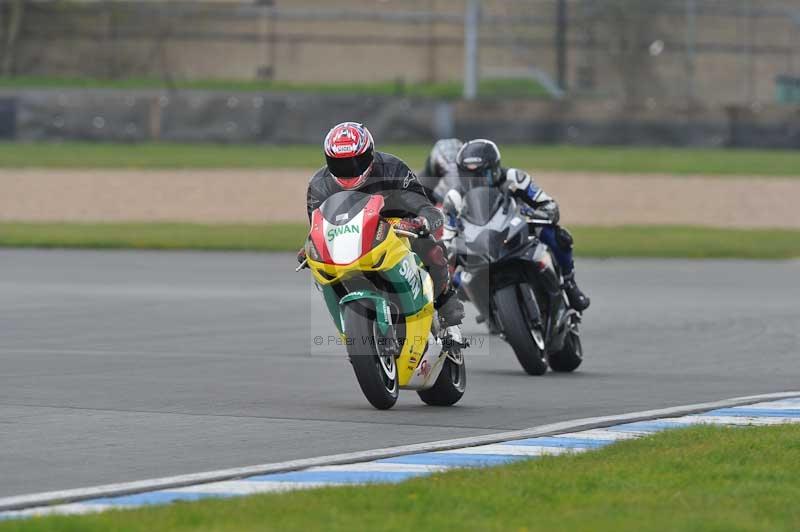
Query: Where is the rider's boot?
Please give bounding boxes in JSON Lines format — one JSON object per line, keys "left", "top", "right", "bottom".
{"left": 563, "top": 271, "right": 590, "bottom": 312}
{"left": 435, "top": 287, "right": 465, "bottom": 327}
{"left": 417, "top": 240, "right": 465, "bottom": 328}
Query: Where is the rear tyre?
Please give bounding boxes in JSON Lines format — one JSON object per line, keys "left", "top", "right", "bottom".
{"left": 548, "top": 329, "right": 583, "bottom": 373}
{"left": 417, "top": 355, "right": 466, "bottom": 406}
{"left": 343, "top": 305, "right": 399, "bottom": 410}
{"left": 494, "top": 284, "right": 548, "bottom": 376}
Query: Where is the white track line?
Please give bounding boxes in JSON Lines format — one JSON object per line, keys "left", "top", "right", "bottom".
{"left": 553, "top": 428, "right": 643, "bottom": 440}
{"left": 680, "top": 415, "right": 800, "bottom": 425}
{"left": 438, "top": 444, "right": 582, "bottom": 457}
{"left": 168, "top": 481, "right": 329, "bottom": 496}
{"left": 308, "top": 463, "right": 449, "bottom": 473}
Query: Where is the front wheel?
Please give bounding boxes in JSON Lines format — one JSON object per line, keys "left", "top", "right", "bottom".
{"left": 548, "top": 329, "right": 583, "bottom": 372}
{"left": 417, "top": 354, "right": 466, "bottom": 406}
{"left": 343, "top": 305, "right": 399, "bottom": 410}
{"left": 494, "top": 284, "right": 548, "bottom": 376}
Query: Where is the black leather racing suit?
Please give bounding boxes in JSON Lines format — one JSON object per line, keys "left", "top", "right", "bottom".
{"left": 306, "top": 151, "right": 452, "bottom": 302}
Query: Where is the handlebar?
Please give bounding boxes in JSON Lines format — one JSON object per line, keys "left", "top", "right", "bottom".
{"left": 519, "top": 205, "right": 554, "bottom": 225}
{"left": 393, "top": 228, "right": 420, "bottom": 239}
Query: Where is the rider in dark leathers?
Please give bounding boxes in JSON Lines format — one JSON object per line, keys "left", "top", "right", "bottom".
{"left": 448, "top": 139, "right": 591, "bottom": 312}
{"left": 302, "top": 122, "right": 465, "bottom": 327}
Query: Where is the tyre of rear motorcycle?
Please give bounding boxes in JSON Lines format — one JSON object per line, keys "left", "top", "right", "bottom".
{"left": 493, "top": 284, "right": 548, "bottom": 376}
{"left": 343, "top": 305, "right": 399, "bottom": 410}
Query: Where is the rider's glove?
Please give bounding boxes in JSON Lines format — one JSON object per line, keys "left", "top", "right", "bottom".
{"left": 506, "top": 168, "right": 532, "bottom": 192}
{"left": 530, "top": 208, "right": 555, "bottom": 222}
{"left": 394, "top": 216, "right": 430, "bottom": 237}
{"left": 442, "top": 189, "right": 462, "bottom": 231}
{"left": 297, "top": 247, "right": 308, "bottom": 266}
{"left": 521, "top": 204, "right": 556, "bottom": 224}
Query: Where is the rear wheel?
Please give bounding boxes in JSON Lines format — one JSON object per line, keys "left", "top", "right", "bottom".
{"left": 494, "top": 284, "right": 548, "bottom": 375}
{"left": 548, "top": 329, "right": 583, "bottom": 372}
{"left": 343, "top": 305, "right": 399, "bottom": 410}
{"left": 417, "top": 353, "right": 466, "bottom": 406}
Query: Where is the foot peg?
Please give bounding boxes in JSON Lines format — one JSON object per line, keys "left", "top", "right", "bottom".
{"left": 442, "top": 325, "right": 469, "bottom": 355}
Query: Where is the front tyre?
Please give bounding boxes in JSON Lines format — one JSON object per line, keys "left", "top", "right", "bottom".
{"left": 494, "top": 284, "right": 548, "bottom": 376}
{"left": 343, "top": 305, "right": 399, "bottom": 410}
{"left": 548, "top": 329, "right": 583, "bottom": 372}
{"left": 417, "top": 355, "right": 466, "bottom": 406}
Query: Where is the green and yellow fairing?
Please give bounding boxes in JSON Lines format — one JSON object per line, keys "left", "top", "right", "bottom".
{"left": 306, "top": 228, "right": 435, "bottom": 387}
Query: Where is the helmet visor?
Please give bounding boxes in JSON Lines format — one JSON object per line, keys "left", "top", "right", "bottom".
{"left": 326, "top": 150, "right": 373, "bottom": 179}
{"left": 460, "top": 166, "right": 498, "bottom": 186}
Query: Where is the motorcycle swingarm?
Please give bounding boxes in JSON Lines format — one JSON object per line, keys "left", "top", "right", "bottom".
{"left": 548, "top": 308, "right": 581, "bottom": 352}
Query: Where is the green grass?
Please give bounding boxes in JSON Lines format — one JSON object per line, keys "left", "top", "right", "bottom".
{"left": 4, "top": 424, "right": 799, "bottom": 531}
{"left": 0, "top": 142, "right": 798, "bottom": 175}
{"left": 0, "top": 223, "right": 305, "bottom": 252}
{"left": 1, "top": 223, "right": 799, "bottom": 259}
{"left": 570, "top": 225, "right": 800, "bottom": 259}
{"left": 0, "top": 76, "right": 549, "bottom": 99}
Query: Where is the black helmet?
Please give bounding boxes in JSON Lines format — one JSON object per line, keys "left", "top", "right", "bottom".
{"left": 456, "top": 139, "right": 502, "bottom": 186}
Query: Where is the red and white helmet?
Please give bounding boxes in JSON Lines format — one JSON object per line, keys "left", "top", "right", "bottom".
{"left": 323, "top": 122, "right": 375, "bottom": 189}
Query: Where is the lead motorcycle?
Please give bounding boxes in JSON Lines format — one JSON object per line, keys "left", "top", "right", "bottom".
{"left": 298, "top": 190, "right": 467, "bottom": 410}
{"left": 449, "top": 185, "right": 583, "bottom": 375}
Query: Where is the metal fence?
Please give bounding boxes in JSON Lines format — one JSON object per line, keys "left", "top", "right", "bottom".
{"left": 1, "top": 0, "right": 798, "bottom": 108}
{"left": 0, "top": 0, "right": 799, "bottom": 147}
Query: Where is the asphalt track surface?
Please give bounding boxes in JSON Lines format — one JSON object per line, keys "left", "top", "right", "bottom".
{"left": 1, "top": 249, "right": 798, "bottom": 498}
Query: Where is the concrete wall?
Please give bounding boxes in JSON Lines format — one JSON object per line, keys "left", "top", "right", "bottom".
{"left": 3, "top": 89, "right": 799, "bottom": 147}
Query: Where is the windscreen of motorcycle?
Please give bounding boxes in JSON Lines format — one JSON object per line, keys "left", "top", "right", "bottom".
{"left": 315, "top": 191, "right": 381, "bottom": 265}
{"left": 460, "top": 186, "right": 505, "bottom": 226}
{"left": 320, "top": 191, "right": 372, "bottom": 224}
{"left": 459, "top": 187, "right": 523, "bottom": 260}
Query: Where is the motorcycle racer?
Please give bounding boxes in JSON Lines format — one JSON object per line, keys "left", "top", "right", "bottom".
{"left": 301, "top": 121, "right": 466, "bottom": 327}
{"left": 450, "top": 139, "right": 591, "bottom": 312}
{"left": 418, "top": 138, "right": 464, "bottom": 203}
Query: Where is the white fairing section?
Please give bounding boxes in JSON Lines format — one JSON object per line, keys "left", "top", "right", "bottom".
{"left": 323, "top": 211, "right": 365, "bottom": 264}
{"left": 404, "top": 333, "right": 446, "bottom": 390}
